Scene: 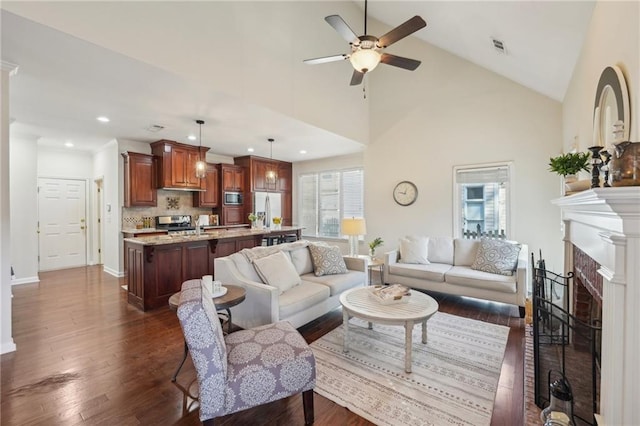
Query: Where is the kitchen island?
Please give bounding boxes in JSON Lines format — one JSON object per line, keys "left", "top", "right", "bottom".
{"left": 124, "top": 226, "right": 302, "bottom": 311}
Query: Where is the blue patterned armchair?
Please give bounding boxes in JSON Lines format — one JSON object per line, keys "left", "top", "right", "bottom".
{"left": 177, "top": 280, "right": 316, "bottom": 425}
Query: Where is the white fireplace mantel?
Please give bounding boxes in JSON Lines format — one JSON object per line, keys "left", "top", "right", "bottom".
{"left": 553, "top": 187, "right": 640, "bottom": 426}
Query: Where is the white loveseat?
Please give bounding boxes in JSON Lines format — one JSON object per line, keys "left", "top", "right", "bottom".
{"left": 215, "top": 240, "right": 367, "bottom": 329}
{"left": 384, "top": 237, "right": 529, "bottom": 317}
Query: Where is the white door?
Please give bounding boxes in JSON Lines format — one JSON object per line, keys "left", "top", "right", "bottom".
{"left": 38, "top": 178, "right": 87, "bottom": 271}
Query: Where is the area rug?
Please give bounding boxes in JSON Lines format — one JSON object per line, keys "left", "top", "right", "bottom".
{"left": 310, "top": 312, "right": 510, "bottom": 426}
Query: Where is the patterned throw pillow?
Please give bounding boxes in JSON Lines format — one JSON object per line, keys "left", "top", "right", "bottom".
{"left": 471, "top": 239, "right": 522, "bottom": 276}
{"left": 308, "top": 243, "right": 348, "bottom": 276}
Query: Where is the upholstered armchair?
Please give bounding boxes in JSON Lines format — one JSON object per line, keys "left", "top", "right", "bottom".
{"left": 177, "top": 280, "right": 316, "bottom": 425}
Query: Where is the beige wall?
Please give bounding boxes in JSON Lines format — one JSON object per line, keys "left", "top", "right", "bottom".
{"left": 366, "top": 23, "right": 564, "bottom": 272}
{"left": 563, "top": 1, "right": 639, "bottom": 153}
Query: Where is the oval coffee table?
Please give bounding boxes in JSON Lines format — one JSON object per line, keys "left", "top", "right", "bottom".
{"left": 340, "top": 286, "right": 439, "bottom": 373}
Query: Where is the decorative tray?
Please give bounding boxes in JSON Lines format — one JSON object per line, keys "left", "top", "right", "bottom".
{"left": 369, "top": 284, "right": 411, "bottom": 305}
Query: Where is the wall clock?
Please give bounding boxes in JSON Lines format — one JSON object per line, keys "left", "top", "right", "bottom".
{"left": 393, "top": 181, "right": 418, "bottom": 206}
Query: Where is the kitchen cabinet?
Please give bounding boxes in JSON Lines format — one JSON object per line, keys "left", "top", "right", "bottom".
{"left": 193, "top": 163, "right": 220, "bottom": 207}
{"left": 222, "top": 206, "right": 244, "bottom": 225}
{"left": 122, "top": 152, "right": 157, "bottom": 207}
{"left": 235, "top": 156, "right": 292, "bottom": 193}
{"left": 221, "top": 164, "right": 245, "bottom": 192}
{"left": 125, "top": 239, "right": 213, "bottom": 311}
{"left": 150, "top": 139, "right": 208, "bottom": 190}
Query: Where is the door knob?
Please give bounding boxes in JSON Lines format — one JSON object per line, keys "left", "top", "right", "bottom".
{"left": 81, "top": 219, "right": 85, "bottom": 222}
{"left": 81, "top": 226, "right": 85, "bottom": 230}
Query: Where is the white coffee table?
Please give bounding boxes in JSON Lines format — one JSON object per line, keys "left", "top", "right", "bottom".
{"left": 339, "top": 286, "right": 439, "bottom": 373}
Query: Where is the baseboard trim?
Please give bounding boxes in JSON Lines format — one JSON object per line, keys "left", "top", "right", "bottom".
{"left": 103, "top": 266, "right": 124, "bottom": 278}
{"left": 11, "top": 276, "right": 40, "bottom": 286}
{"left": 1, "top": 340, "right": 16, "bottom": 354}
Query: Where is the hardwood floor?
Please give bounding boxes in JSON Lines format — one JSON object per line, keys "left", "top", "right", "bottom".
{"left": 1, "top": 266, "right": 524, "bottom": 425}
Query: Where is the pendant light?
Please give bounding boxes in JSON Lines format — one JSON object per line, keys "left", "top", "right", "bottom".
{"left": 265, "top": 138, "right": 278, "bottom": 184}
{"left": 195, "top": 119, "right": 206, "bottom": 179}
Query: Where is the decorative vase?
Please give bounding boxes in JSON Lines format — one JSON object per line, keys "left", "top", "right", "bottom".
{"left": 562, "top": 174, "right": 577, "bottom": 195}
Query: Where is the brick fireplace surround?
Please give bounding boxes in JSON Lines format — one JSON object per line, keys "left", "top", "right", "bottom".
{"left": 552, "top": 188, "right": 640, "bottom": 425}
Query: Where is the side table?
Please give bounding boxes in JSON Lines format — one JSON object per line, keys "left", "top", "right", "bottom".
{"left": 169, "top": 283, "right": 246, "bottom": 382}
{"left": 368, "top": 257, "right": 384, "bottom": 285}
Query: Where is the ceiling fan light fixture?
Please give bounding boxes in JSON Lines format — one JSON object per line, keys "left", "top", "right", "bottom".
{"left": 349, "top": 48, "right": 381, "bottom": 73}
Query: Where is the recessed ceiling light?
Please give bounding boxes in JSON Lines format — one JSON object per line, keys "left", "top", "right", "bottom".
{"left": 188, "top": 135, "right": 196, "bottom": 141}
{"left": 247, "top": 147, "right": 255, "bottom": 152}
{"left": 64, "top": 142, "right": 74, "bottom": 148}
{"left": 299, "top": 150, "right": 307, "bottom": 154}
{"left": 96, "top": 116, "right": 110, "bottom": 123}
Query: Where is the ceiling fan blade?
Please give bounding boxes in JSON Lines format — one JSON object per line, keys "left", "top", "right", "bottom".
{"left": 350, "top": 70, "right": 364, "bottom": 86}
{"left": 325, "top": 15, "right": 359, "bottom": 44}
{"left": 377, "top": 16, "right": 426, "bottom": 48}
{"left": 380, "top": 53, "right": 421, "bottom": 71}
{"left": 304, "top": 54, "right": 348, "bottom": 65}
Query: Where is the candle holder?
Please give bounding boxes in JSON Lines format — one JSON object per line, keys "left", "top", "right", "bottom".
{"left": 600, "top": 149, "right": 611, "bottom": 187}
{"left": 588, "top": 146, "right": 603, "bottom": 188}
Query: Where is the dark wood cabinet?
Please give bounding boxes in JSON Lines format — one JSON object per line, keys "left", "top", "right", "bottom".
{"left": 150, "top": 140, "right": 208, "bottom": 190}
{"left": 221, "top": 164, "right": 244, "bottom": 191}
{"left": 222, "top": 206, "right": 244, "bottom": 225}
{"left": 125, "top": 239, "right": 215, "bottom": 311}
{"left": 282, "top": 191, "right": 292, "bottom": 226}
{"left": 235, "top": 156, "right": 292, "bottom": 193}
{"left": 122, "top": 152, "right": 157, "bottom": 207}
{"left": 193, "top": 163, "right": 219, "bottom": 207}
{"left": 277, "top": 163, "right": 292, "bottom": 192}
{"left": 124, "top": 234, "right": 262, "bottom": 311}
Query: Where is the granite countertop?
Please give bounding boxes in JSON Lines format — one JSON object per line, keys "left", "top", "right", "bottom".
{"left": 123, "top": 226, "right": 302, "bottom": 246}
{"left": 122, "top": 224, "right": 250, "bottom": 234}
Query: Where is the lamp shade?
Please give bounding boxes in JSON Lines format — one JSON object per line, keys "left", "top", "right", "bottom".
{"left": 349, "top": 49, "right": 381, "bottom": 73}
{"left": 342, "top": 218, "right": 367, "bottom": 236}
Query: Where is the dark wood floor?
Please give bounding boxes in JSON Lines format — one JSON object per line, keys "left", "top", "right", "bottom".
{"left": 1, "top": 266, "right": 523, "bottom": 425}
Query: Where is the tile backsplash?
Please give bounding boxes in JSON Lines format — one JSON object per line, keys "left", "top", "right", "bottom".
{"left": 122, "top": 189, "right": 213, "bottom": 228}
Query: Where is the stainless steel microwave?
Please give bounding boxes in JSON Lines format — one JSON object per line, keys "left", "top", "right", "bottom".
{"left": 224, "top": 191, "right": 243, "bottom": 205}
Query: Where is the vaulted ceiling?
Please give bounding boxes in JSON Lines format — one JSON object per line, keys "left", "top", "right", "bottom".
{"left": 1, "top": 1, "right": 595, "bottom": 161}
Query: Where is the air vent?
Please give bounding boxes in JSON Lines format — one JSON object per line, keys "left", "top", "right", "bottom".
{"left": 146, "top": 124, "right": 165, "bottom": 132}
{"left": 491, "top": 38, "right": 507, "bottom": 54}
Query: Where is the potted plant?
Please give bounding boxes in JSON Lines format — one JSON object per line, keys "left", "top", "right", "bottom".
{"left": 368, "top": 237, "right": 384, "bottom": 258}
{"left": 548, "top": 152, "right": 591, "bottom": 176}
{"left": 548, "top": 152, "right": 591, "bottom": 195}
{"left": 248, "top": 212, "right": 257, "bottom": 229}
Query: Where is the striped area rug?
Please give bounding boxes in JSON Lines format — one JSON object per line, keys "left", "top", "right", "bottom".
{"left": 310, "top": 312, "right": 509, "bottom": 426}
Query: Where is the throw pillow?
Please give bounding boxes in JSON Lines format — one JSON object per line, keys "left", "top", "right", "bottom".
{"left": 471, "top": 239, "right": 522, "bottom": 276}
{"left": 308, "top": 243, "right": 348, "bottom": 276}
{"left": 399, "top": 236, "right": 429, "bottom": 264}
{"left": 252, "top": 251, "right": 301, "bottom": 294}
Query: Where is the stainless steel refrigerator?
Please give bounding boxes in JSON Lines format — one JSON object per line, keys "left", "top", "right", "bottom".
{"left": 253, "top": 192, "right": 282, "bottom": 228}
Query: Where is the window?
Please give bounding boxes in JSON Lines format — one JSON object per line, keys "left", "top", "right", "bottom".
{"left": 299, "top": 168, "right": 364, "bottom": 238}
{"left": 453, "top": 163, "right": 512, "bottom": 239}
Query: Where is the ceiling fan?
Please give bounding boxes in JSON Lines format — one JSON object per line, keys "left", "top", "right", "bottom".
{"left": 303, "top": 0, "right": 427, "bottom": 86}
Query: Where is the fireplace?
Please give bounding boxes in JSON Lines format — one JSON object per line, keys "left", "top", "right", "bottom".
{"left": 552, "top": 188, "right": 640, "bottom": 425}
{"left": 532, "top": 258, "right": 600, "bottom": 425}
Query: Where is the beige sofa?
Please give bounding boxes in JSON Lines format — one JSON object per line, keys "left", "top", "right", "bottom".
{"left": 384, "top": 237, "right": 529, "bottom": 317}
{"left": 215, "top": 240, "right": 367, "bottom": 329}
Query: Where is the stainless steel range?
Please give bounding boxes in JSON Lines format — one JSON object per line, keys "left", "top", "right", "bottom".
{"left": 155, "top": 215, "right": 195, "bottom": 235}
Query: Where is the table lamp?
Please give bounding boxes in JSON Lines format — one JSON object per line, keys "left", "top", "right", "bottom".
{"left": 342, "top": 217, "right": 367, "bottom": 257}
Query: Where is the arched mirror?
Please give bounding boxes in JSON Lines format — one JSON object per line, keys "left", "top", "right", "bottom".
{"left": 594, "top": 66, "right": 630, "bottom": 150}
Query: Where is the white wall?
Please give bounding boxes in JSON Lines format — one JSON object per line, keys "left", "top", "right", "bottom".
{"left": 563, "top": 1, "right": 639, "bottom": 153}
{"left": 366, "top": 24, "right": 564, "bottom": 272}
{"left": 94, "top": 140, "right": 120, "bottom": 276}
{"left": 2, "top": 1, "right": 370, "bottom": 146}
{"left": 1, "top": 64, "right": 17, "bottom": 354}
{"left": 9, "top": 135, "right": 38, "bottom": 284}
